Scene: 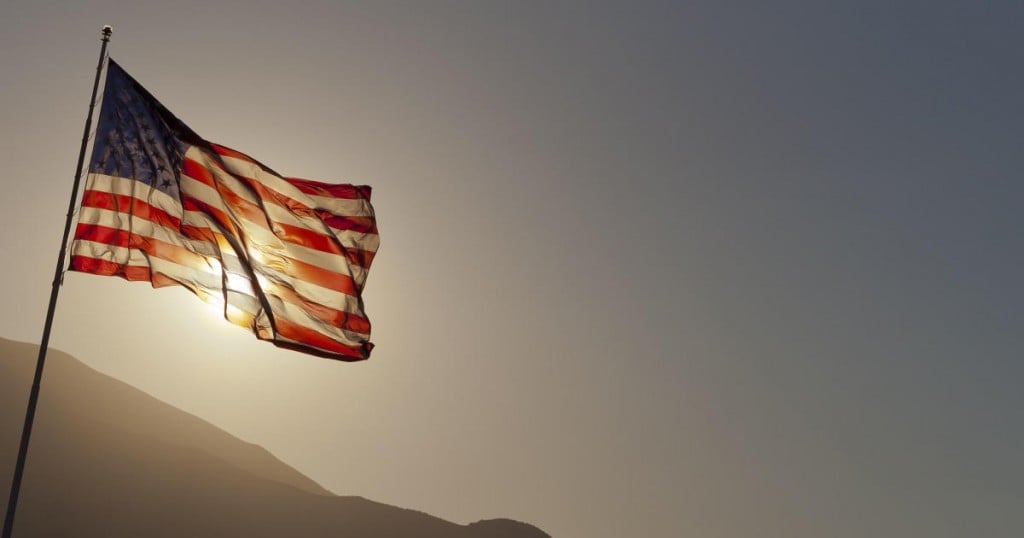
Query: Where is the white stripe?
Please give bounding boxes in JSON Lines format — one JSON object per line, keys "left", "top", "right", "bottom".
{"left": 74, "top": 207, "right": 258, "bottom": 313}
{"left": 180, "top": 159, "right": 379, "bottom": 255}
{"left": 258, "top": 203, "right": 380, "bottom": 254}
{"left": 321, "top": 225, "right": 380, "bottom": 256}
{"left": 232, "top": 221, "right": 367, "bottom": 283}
{"left": 256, "top": 273, "right": 363, "bottom": 315}
{"left": 274, "top": 334, "right": 356, "bottom": 357}
{"left": 78, "top": 206, "right": 219, "bottom": 258}
{"left": 70, "top": 240, "right": 223, "bottom": 292}
{"left": 217, "top": 154, "right": 373, "bottom": 216}
{"left": 182, "top": 208, "right": 225, "bottom": 232}
{"left": 83, "top": 173, "right": 184, "bottom": 219}
{"left": 78, "top": 205, "right": 258, "bottom": 297}
{"left": 182, "top": 148, "right": 260, "bottom": 205}
{"left": 176, "top": 173, "right": 371, "bottom": 283}
{"left": 308, "top": 193, "right": 372, "bottom": 216}
{"left": 179, "top": 174, "right": 235, "bottom": 216}
{"left": 72, "top": 240, "right": 262, "bottom": 320}
{"left": 264, "top": 294, "right": 369, "bottom": 345}
{"left": 225, "top": 290, "right": 261, "bottom": 318}
{"left": 205, "top": 151, "right": 378, "bottom": 249}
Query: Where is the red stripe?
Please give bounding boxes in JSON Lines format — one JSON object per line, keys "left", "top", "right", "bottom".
{"left": 208, "top": 145, "right": 372, "bottom": 204}
{"left": 184, "top": 190, "right": 375, "bottom": 271}
{"left": 180, "top": 161, "right": 256, "bottom": 232}
{"left": 74, "top": 224, "right": 130, "bottom": 246}
{"left": 70, "top": 255, "right": 151, "bottom": 281}
{"left": 184, "top": 157, "right": 280, "bottom": 241}
{"left": 278, "top": 254, "right": 359, "bottom": 296}
{"left": 341, "top": 244, "right": 375, "bottom": 269}
{"left": 74, "top": 224, "right": 217, "bottom": 273}
{"left": 209, "top": 143, "right": 256, "bottom": 163}
{"left": 181, "top": 157, "right": 218, "bottom": 189}
{"left": 233, "top": 178, "right": 379, "bottom": 264}
{"left": 182, "top": 159, "right": 269, "bottom": 227}
{"left": 273, "top": 221, "right": 339, "bottom": 253}
{"left": 186, "top": 155, "right": 301, "bottom": 233}
{"left": 183, "top": 160, "right": 377, "bottom": 267}
{"left": 80, "top": 189, "right": 223, "bottom": 245}
{"left": 273, "top": 222, "right": 374, "bottom": 269}
{"left": 221, "top": 186, "right": 272, "bottom": 227}
{"left": 238, "top": 178, "right": 378, "bottom": 254}
{"left": 70, "top": 256, "right": 213, "bottom": 295}
{"left": 265, "top": 281, "right": 370, "bottom": 335}
{"left": 181, "top": 196, "right": 241, "bottom": 238}
{"left": 184, "top": 156, "right": 279, "bottom": 230}
{"left": 191, "top": 152, "right": 374, "bottom": 227}
{"left": 184, "top": 156, "right": 378, "bottom": 261}
{"left": 242, "top": 175, "right": 375, "bottom": 227}
{"left": 80, "top": 190, "right": 182, "bottom": 229}
{"left": 181, "top": 224, "right": 221, "bottom": 244}
{"left": 272, "top": 317, "right": 370, "bottom": 360}
{"left": 151, "top": 273, "right": 184, "bottom": 289}
{"left": 286, "top": 177, "right": 372, "bottom": 201}
{"left": 244, "top": 175, "right": 314, "bottom": 219}
{"left": 317, "top": 212, "right": 377, "bottom": 234}
{"left": 230, "top": 175, "right": 378, "bottom": 261}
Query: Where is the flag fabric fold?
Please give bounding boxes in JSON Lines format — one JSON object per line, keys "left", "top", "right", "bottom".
{"left": 69, "top": 59, "right": 379, "bottom": 361}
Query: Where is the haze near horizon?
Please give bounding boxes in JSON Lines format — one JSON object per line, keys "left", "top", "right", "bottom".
{"left": 1, "top": 2, "right": 1022, "bottom": 537}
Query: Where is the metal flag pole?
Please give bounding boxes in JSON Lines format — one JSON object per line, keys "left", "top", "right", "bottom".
{"left": 2, "top": 25, "right": 112, "bottom": 538}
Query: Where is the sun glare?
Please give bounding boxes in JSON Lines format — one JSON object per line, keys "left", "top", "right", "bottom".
{"left": 201, "top": 293, "right": 226, "bottom": 318}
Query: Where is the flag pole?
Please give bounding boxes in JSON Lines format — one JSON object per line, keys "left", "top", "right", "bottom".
{"left": 2, "top": 25, "right": 112, "bottom": 538}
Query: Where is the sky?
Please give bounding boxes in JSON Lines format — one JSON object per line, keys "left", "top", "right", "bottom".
{"left": 1, "top": 1, "right": 1022, "bottom": 537}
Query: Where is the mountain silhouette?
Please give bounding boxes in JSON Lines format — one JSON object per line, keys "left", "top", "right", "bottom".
{"left": 0, "top": 337, "right": 549, "bottom": 537}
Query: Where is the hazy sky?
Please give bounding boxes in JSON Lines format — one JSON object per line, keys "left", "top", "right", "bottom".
{"left": 1, "top": 2, "right": 1022, "bottom": 537}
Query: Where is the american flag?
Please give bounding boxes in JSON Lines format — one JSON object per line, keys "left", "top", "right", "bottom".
{"left": 69, "top": 59, "right": 379, "bottom": 361}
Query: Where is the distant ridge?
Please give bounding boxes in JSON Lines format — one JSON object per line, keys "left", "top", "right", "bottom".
{"left": 0, "top": 337, "right": 550, "bottom": 538}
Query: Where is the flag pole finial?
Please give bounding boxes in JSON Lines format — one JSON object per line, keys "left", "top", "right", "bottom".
{"left": 102, "top": 25, "right": 112, "bottom": 41}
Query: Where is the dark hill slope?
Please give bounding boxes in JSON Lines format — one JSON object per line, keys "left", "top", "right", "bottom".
{"left": 0, "top": 338, "right": 548, "bottom": 538}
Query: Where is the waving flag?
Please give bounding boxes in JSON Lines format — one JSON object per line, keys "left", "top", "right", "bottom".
{"left": 69, "top": 59, "right": 379, "bottom": 361}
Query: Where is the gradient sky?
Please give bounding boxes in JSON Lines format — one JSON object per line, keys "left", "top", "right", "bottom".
{"left": 1, "top": 2, "right": 1022, "bottom": 537}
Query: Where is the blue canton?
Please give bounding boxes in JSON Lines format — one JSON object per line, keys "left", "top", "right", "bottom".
{"left": 89, "top": 61, "right": 189, "bottom": 200}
